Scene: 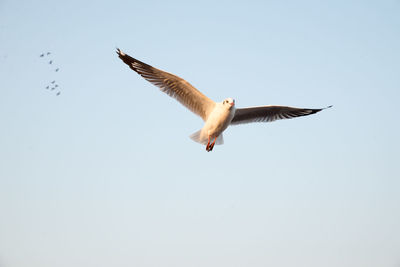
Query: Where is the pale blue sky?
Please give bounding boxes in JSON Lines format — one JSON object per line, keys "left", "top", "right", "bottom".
{"left": 1, "top": 0, "right": 399, "bottom": 267}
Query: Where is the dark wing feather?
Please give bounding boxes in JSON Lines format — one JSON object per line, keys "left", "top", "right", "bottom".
{"left": 116, "top": 48, "right": 215, "bottom": 121}
{"left": 231, "top": 105, "right": 332, "bottom": 125}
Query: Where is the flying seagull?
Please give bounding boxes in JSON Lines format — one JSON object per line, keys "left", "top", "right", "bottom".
{"left": 46, "top": 85, "right": 49, "bottom": 89}
{"left": 47, "top": 52, "right": 51, "bottom": 55}
{"left": 55, "top": 68, "right": 59, "bottom": 72}
{"left": 40, "top": 53, "right": 44, "bottom": 57}
{"left": 51, "top": 80, "right": 55, "bottom": 84}
{"left": 56, "top": 92, "right": 61, "bottom": 96}
{"left": 49, "top": 60, "right": 52, "bottom": 64}
{"left": 116, "top": 48, "right": 331, "bottom": 152}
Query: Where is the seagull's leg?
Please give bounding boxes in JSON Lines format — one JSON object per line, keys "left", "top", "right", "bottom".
{"left": 209, "top": 137, "right": 217, "bottom": 151}
{"left": 206, "top": 135, "right": 211, "bottom": 152}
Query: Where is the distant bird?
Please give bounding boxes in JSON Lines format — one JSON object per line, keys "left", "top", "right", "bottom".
{"left": 40, "top": 53, "right": 44, "bottom": 57}
{"left": 116, "top": 48, "right": 332, "bottom": 152}
{"left": 47, "top": 52, "right": 51, "bottom": 55}
{"left": 51, "top": 80, "right": 55, "bottom": 84}
{"left": 49, "top": 60, "right": 53, "bottom": 64}
{"left": 55, "top": 68, "right": 59, "bottom": 72}
{"left": 56, "top": 92, "right": 61, "bottom": 96}
{"left": 46, "top": 86, "right": 49, "bottom": 89}
{"left": 51, "top": 87, "right": 55, "bottom": 90}
{"left": 55, "top": 84, "right": 58, "bottom": 88}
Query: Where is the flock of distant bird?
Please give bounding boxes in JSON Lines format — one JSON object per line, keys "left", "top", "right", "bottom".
{"left": 40, "top": 52, "right": 61, "bottom": 96}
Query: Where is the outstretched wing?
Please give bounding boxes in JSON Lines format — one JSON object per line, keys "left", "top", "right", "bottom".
{"left": 117, "top": 48, "right": 215, "bottom": 121}
{"left": 230, "top": 105, "right": 332, "bottom": 125}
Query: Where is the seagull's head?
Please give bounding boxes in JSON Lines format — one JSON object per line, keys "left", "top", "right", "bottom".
{"left": 222, "top": 98, "right": 235, "bottom": 109}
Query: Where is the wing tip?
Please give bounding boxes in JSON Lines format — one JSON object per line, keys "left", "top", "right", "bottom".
{"left": 116, "top": 48, "right": 136, "bottom": 69}
{"left": 116, "top": 47, "right": 125, "bottom": 56}
{"left": 313, "top": 105, "right": 332, "bottom": 114}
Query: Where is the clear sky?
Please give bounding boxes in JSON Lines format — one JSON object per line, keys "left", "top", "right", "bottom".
{"left": 1, "top": 0, "right": 399, "bottom": 267}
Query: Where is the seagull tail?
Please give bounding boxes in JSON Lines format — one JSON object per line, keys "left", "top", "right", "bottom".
{"left": 189, "top": 130, "right": 224, "bottom": 145}
{"left": 190, "top": 130, "right": 207, "bottom": 145}
{"left": 215, "top": 134, "right": 224, "bottom": 145}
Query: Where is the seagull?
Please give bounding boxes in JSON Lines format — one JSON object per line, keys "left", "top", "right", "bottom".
{"left": 51, "top": 80, "right": 55, "bottom": 84}
{"left": 55, "top": 68, "right": 59, "bottom": 72}
{"left": 40, "top": 53, "right": 44, "bottom": 57}
{"left": 56, "top": 92, "right": 61, "bottom": 96}
{"left": 49, "top": 60, "right": 53, "bottom": 64}
{"left": 47, "top": 52, "right": 51, "bottom": 55}
{"left": 46, "top": 86, "right": 49, "bottom": 89}
{"left": 51, "top": 87, "right": 55, "bottom": 90}
{"left": 116, "top": 48, "right": 331, "bottom": 152}
{"left": 55, "top": 84, "right": 58, "bottom": 88}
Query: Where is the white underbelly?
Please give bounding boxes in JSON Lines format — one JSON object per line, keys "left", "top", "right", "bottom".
{"left": 201, "top": 106, "right": 235, "bottom": 139}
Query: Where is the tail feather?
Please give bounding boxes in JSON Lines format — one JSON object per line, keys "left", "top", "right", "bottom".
{"left": 215, "top": 134, "right": 224, "bottom": 145}
{"left": 189, "top": 130, "right": 224, "bottom": 145}
{"left": 189, "top": 130, "right": 207, "bottom": 145}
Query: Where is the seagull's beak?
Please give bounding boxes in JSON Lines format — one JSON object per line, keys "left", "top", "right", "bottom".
{"left": 230, "top": 102, "right": 234, "bottom": 107}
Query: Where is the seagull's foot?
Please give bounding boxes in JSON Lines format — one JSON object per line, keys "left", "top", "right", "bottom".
{"left": 205, "top": 136, "right": 217, "bottom": 152}
{"left": 210, "top": 137, "right": 217, "bottom": 150}
{"left": 206, "top": 143, "right": 213, "bottom": 152}
{"left": 205, "top": 135, "right": 211, "bottom": 151}
{"left": 206, "top": 144, "right": 214, "bottom": 152}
